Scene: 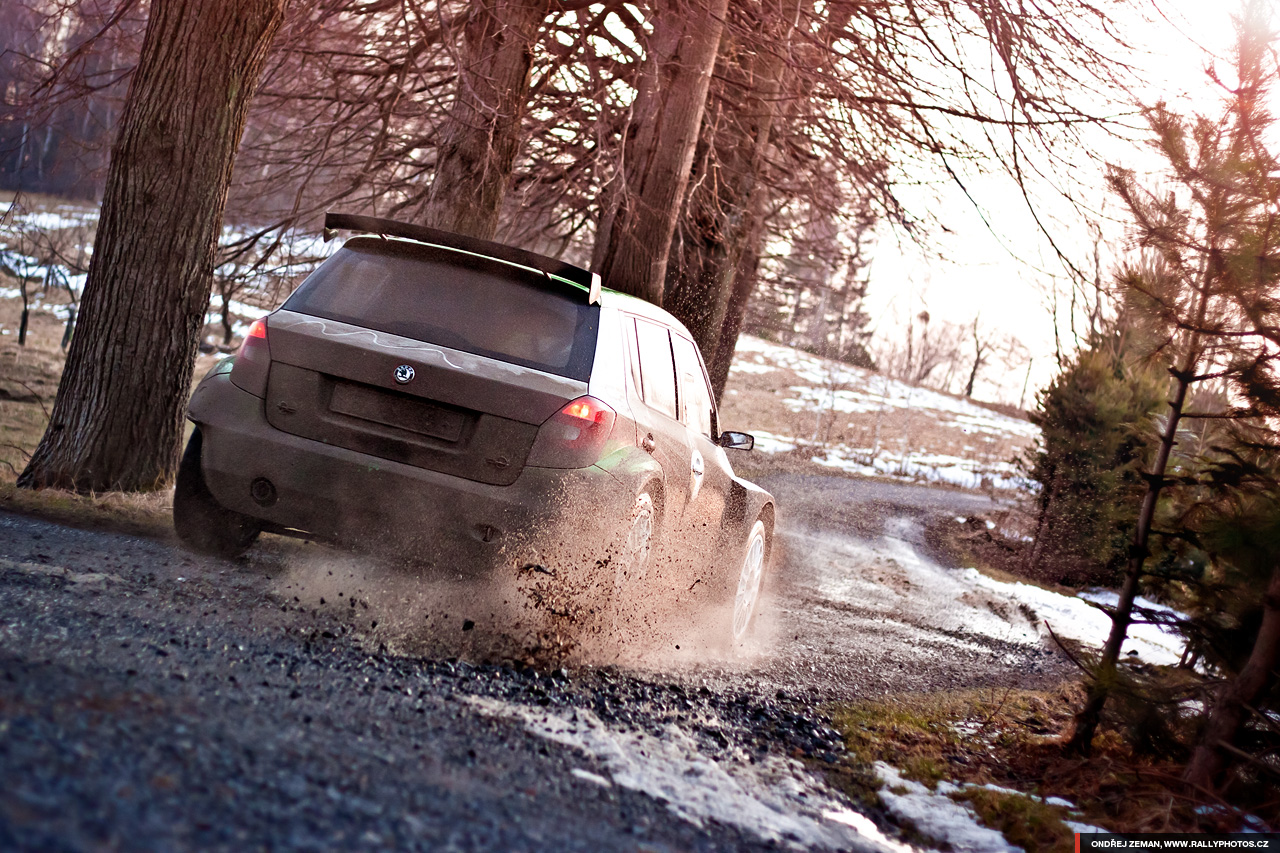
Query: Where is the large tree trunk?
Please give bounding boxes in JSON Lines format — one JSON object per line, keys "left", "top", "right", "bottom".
{"left": 1183, "top": 562, "right": 1280, "bottom": 790}
{"left": 18, "top": 0, "right": 285, "bottom": 493}
{"left": 592, "top": 0, "right": 730, "bottom": 305}
{"left": 664, "top": 0, "right": 790, "bottom": 360}
{"left": 413, "top": 0, "right": 548, "bottom": 240}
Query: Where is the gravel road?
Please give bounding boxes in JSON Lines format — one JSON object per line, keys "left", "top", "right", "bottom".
{"left": 0, "top": 473, "right": 1069, "bottom": 851}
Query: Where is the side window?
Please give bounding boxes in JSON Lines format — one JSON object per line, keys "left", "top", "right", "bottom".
{"left": 634, "top": 319, "right": 679, "bottom": 420}
{"left": 671, "top": 334, "right": 715, "bottom": 438}
{"left": 625, "top": 317, "right": 645, "bottom": 400}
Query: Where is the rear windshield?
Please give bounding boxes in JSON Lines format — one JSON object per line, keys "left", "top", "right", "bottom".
{"left": 284, "top": 237, "right": 599, "bottom": 381}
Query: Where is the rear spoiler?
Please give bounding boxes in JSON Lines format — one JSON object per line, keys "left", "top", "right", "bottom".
{"left": 322, "top": 212, "right": 602, "bottom": 305}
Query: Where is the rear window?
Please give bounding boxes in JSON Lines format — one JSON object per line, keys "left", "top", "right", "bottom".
{"left": 284, "top": 238, "right": 599, "bottom": 381}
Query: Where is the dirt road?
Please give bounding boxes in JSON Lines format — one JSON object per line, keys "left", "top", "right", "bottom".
{"left": 0, "top": 474, "right": 1067, "bottom": 851}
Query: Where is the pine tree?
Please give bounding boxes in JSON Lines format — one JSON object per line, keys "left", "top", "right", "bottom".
{"left": 1173, "top": 435, "right": 1280, "bottom": 799}
{"left": 1024, "top": 316, "right": 1167, "bottom": 587}
{"left": 1067, "top": 0, "right": 1280, "bottom": 755}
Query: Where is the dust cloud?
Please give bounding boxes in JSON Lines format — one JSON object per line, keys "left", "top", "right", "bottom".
{"left": 265, "top": 528, "right": 775, "bottom": 675}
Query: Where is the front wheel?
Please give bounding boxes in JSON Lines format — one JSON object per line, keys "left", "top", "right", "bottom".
{"left": 731, "top": 518, "right": 769, "bottom": 642}
{"left": 173, "top": 428, "right": 260, "bottom": 558}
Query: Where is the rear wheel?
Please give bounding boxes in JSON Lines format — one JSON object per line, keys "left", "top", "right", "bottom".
{"left": 173, "top": 428, "right": 260, "bottom": 558}
{"left": 731, "top": 518, "right": 769, "bottom": 641}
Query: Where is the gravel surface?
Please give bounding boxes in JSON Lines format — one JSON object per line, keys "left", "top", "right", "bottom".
{"left": 669, "top": 473, "right": 1070, "bottom": 700}
{"left": 0, "top": 473, "right": 1070, "bottom": 851}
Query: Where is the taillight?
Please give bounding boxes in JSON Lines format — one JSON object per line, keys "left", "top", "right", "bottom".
{"left": 229, "top": 316, "right": 271, "bottom": 398}
{"left": 526, "top": 395, "right": 617, "bottom": 469}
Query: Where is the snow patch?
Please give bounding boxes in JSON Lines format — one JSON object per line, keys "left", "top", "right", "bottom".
{"left": 735, "top": 335, "right": 1035, "bottom": 440}
{"left": 750, "top": 430, "right": 799, "bottom": 453}
{"left": 875, "top": 764, "right": 1020, "bottom": 853}
{"left": 730, "top": 334, "right": 1038, "bottom": 491}
{"left": 729, "top": 360, "right": 778, "bottom": 375}
{"left": 464, "top": 696, "right": 891, "bottom": 851}
{"left": 960, "top": 569, "right": 1186, "bottom": 666}
{"left": 569, "top": 767, "right": 612, "bottom": 788}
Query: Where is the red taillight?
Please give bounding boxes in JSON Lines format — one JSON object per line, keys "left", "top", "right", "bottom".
{"left": 526, "top": 395, "right": 617, "bottom": 469}
{"left": 229, "top": 316, "right": 271, "bottom": 398}
{"left": 564, "top": 400, "right": 594, "bottom": 420}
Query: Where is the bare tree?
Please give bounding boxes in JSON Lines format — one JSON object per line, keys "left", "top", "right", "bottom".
{"left": 663, "top": 0, "right": 801, "bottom": 369}
{"left": 409, "top": 0, "right": 550, "bottom": 239}
{"left": 19, "top": 0, "right": 286, "bottom": 492}
{"left": 591, "top": 0, "right": 731, "bottom": 304}
{"left": 2, "top": 0, "right": 1140, "bottom": 492}
{"left": 963, "top": 317, "right": 992, "bottom": 398}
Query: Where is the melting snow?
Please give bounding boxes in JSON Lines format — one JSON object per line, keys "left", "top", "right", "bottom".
{"left": 960, "top": 569, "right": 1186, "bottom": 666}
{"left": 2, "top": 212, "right": 330, "bottom": 338}
{"left": 731, "top": 335, "right": 1038, "bottom": 491}
{"left": 874, "top": 764, "right": 1021, "bottom": 853}
{"left": 469, "top": 689, "right": 1081, "bottom": 852}
{"left": 464, "top": 696, "right": 891, "bottom": 851}
{"left": 816, "top": 518, "right": 1185, "bottom": 667}
{"left": 5, "top": 209, "right": 98, "bottom": 231}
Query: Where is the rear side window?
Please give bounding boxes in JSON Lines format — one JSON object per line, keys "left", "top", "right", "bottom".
{"left": 284, "top": 238, "right": 599, "bottom": 381}
{"left": 633, "top": 319, "right": 678, "bottom": 420}
{"left": 671, "top": 335, "right": 715, "bottom": 438}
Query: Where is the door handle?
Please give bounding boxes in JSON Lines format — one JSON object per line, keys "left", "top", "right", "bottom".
{"left": 641, "top": 433, "right": 656, "bottom": 453}
{"left": 691, "top": 452, "right": 704, "bottom": 476}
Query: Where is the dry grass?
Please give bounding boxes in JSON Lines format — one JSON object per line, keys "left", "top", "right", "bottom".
{"left": 0, "top": 269, "right": 211, "bottom": 537}
{"left": 717, "top": 338, "right": 1037, "bottom": 489}
{"left": 823, "top": 682, "right": 1273, "bottom": 844}
{"left": 0, "top": 286, "right": 66, "bottom": 482}
{"left": 953, "top": 787, "right": 1076, "bottom": 853}
{"left": 0, "top": 482, "right": 176, "bottom": 540}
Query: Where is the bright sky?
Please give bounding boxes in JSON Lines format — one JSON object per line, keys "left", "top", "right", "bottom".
{"left": 863, "top": 0, "right": 1242, "bottom": 405}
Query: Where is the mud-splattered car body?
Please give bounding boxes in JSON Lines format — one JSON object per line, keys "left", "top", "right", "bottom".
{"left": 178, "top": 214, "right": 775, "bottom": 638}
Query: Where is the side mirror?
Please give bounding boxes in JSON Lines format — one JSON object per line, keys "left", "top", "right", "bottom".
{"left": 718, "top": 431, "right": 754, "bottom": 451}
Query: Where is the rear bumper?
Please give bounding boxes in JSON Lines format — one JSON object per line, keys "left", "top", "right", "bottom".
{"left": 187, "top": 373, "right": 633, "bottom": 568}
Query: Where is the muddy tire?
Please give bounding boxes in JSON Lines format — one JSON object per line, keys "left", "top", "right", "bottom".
{"left": 731, "top": 518, "right": 769, "bottom": 642}
{"left": 173, "top": 428, "right": 260, "bottom": 558}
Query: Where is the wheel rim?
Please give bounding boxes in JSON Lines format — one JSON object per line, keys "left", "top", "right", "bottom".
{"left": 617, "top": 494, "right": 655, "bottom": 589}
{"left": 733, "top": 521, "right": 767, "bottom": 640}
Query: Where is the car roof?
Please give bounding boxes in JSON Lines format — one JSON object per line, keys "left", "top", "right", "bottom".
{"left": 599, "top": 289, "right": 694, "bottom": 338}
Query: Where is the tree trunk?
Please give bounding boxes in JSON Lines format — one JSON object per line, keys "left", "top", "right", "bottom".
{"left": 220, "top": 288, "right": 234, "bottom": 347}
{"left": 413, "top": 0, "right": 548, "bottom": 240}
{"left": 965, "top": 321, "right": 988, "bottom": 398}
{"left": 707, "top": 196, "right": 767, "bottom": 402}
{"left": 1183, "top": 562, "right": 1280, "bottom": 790}
{"left": 592, "top": 0, "right": 730, "bottom": 305}
{"left": 18, "top": 0, "right": 285, "bottom": 493}
{"left": 664, "top": 0, "right": 791, "bottom": 360}
{"left": 60, "top": 305, "right": 75, "bottom": 351}
{"left": 17, "top": 279, "right": 29, "bottom": 346}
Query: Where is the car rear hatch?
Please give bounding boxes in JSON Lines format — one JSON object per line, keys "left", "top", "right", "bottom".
{"left": 260, "top": 237, "right": 600, "bottom": 486}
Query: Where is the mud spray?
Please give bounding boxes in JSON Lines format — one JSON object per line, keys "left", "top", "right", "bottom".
{"left": 267, "top": 522, "right": 784, "bottom": 677}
